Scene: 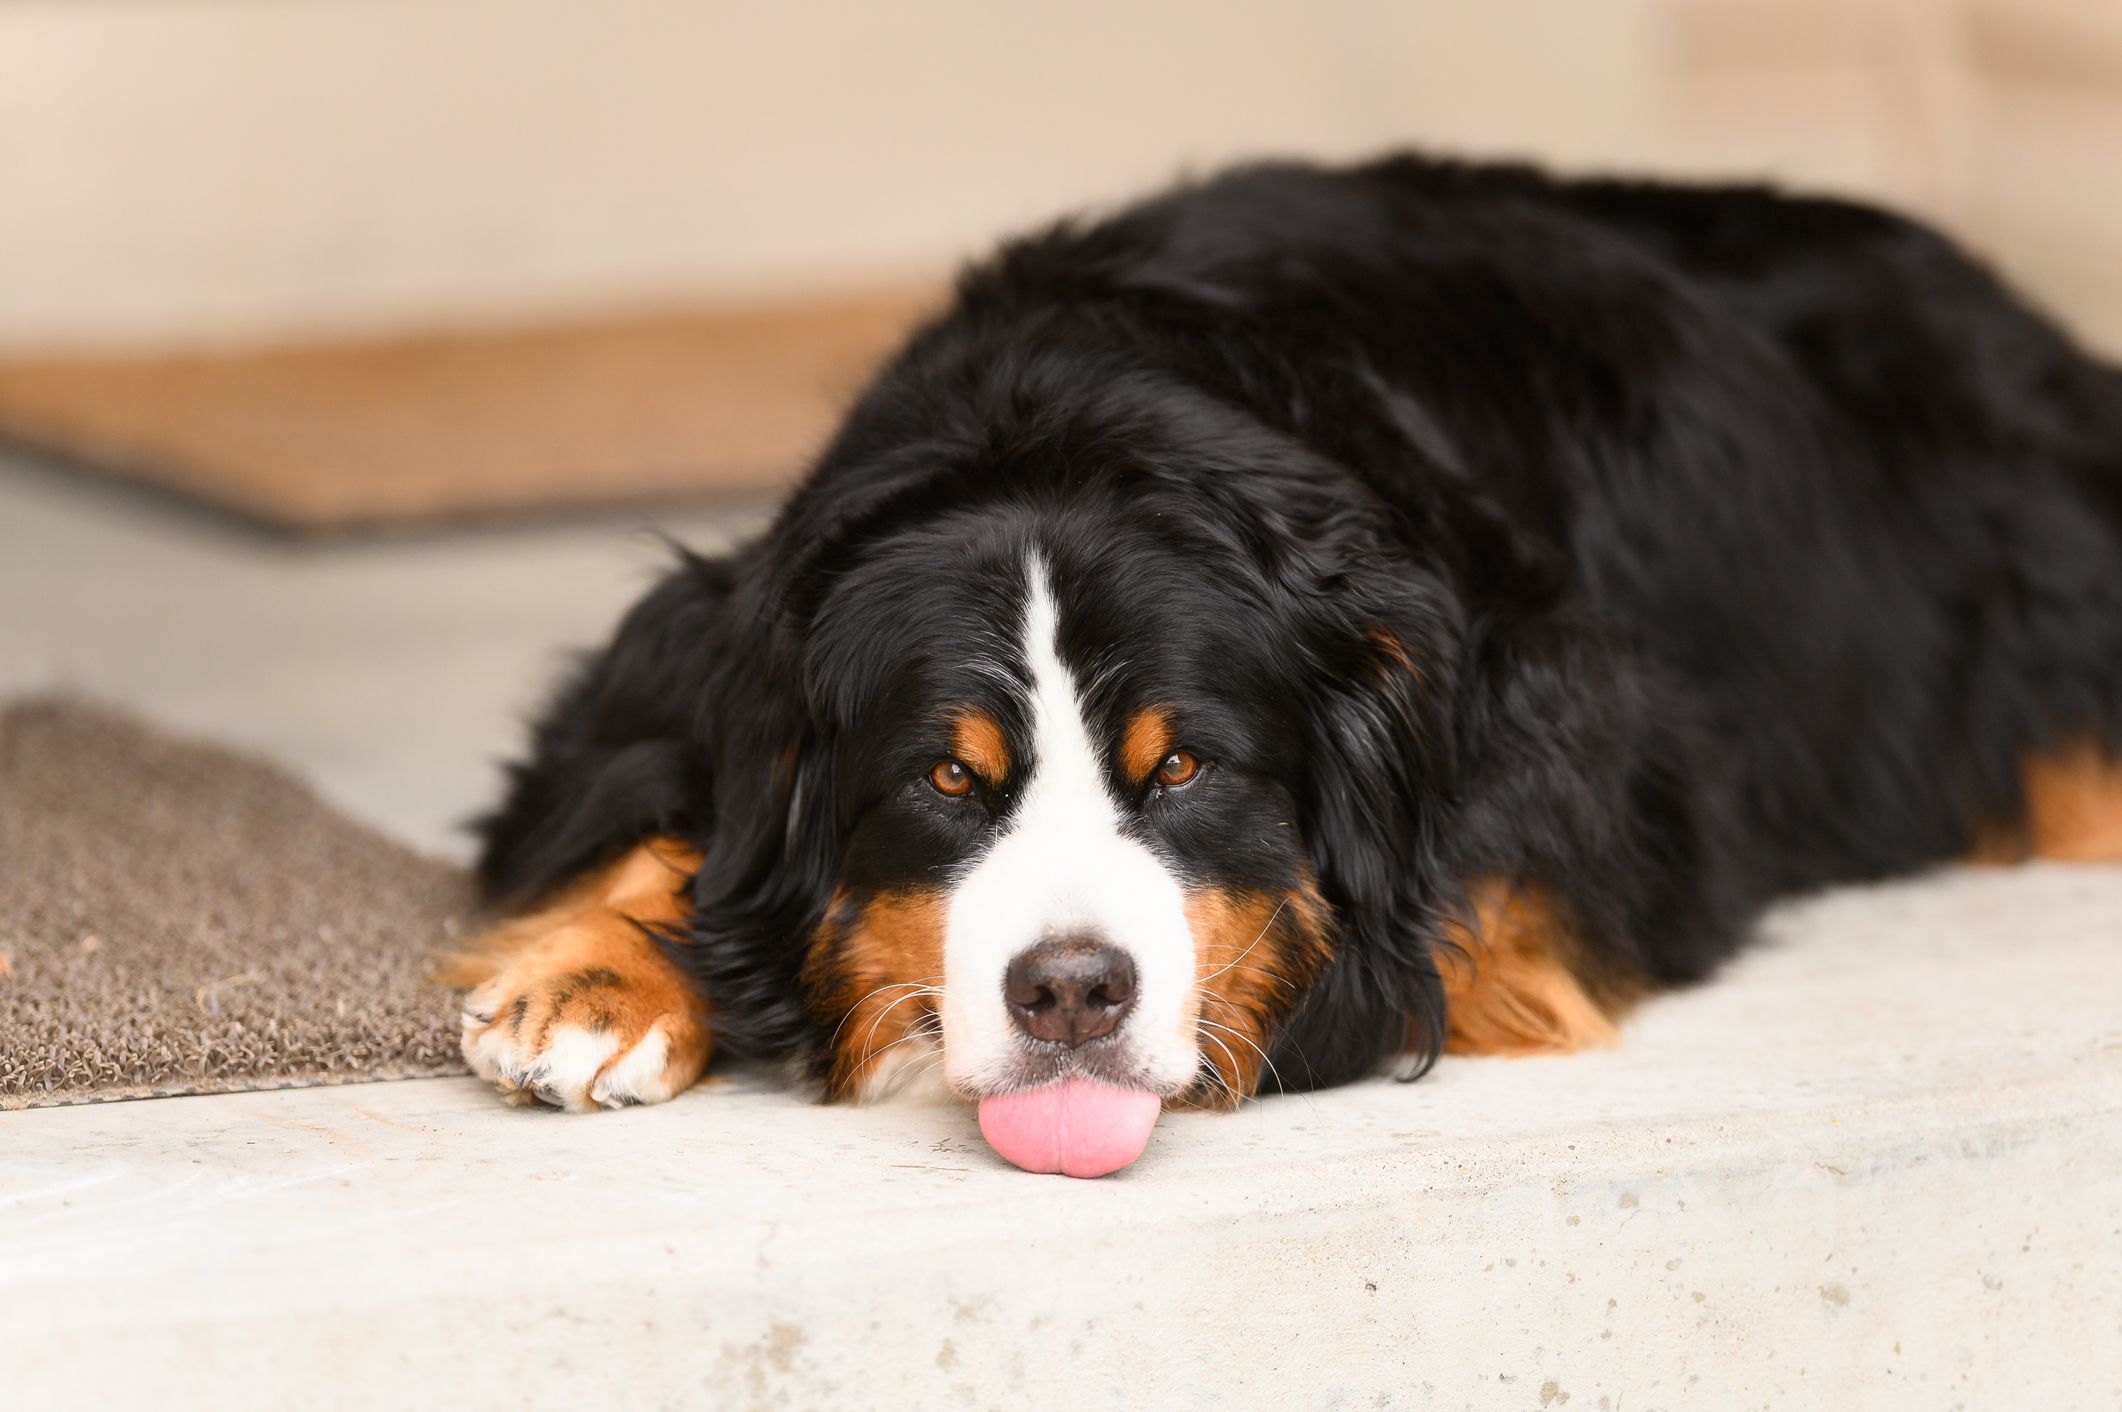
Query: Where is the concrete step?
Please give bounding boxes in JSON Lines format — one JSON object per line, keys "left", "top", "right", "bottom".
{"left": 6, "top": 863, "right": 2118, "bottom": 1410}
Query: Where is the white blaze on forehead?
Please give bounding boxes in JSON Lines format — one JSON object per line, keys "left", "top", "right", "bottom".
{"left": 1016, "top": 561, "right": 1120, "bottom": 860}
{"left": 935, "top": 553, "right": 1201, "bottom": 1098}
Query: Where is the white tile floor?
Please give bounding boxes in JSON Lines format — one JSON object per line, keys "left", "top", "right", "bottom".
{"left": 3, "top": 454, "right": 2119, "bottom": 1409}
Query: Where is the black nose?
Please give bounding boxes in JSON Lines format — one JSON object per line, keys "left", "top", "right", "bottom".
{"left": 1004, "top": 936, "right": 1138, "bottom": 1048}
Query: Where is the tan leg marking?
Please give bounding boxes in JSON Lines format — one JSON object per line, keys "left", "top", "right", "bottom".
{"left": 440, "top": 837, "right": 710, "bottom": 1111}
{"left": 1437, "top": 881, "right": 1631, "bottom": 1057}
{"left": 1971, "top": 744, "right": 2122, "bottom": 864}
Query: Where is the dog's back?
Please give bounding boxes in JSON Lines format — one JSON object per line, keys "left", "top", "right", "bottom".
{"left": 943, "top": 156, "right": 2122, "bottom": 896}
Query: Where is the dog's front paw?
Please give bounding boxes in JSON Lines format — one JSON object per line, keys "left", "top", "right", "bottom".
{"left": 456, "top": 922, "right": 711, "bottom": 1113}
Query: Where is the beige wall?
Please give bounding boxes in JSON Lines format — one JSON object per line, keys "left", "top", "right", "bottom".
{"left": 4, "top": 0, "right": 2118, "bottom": 352}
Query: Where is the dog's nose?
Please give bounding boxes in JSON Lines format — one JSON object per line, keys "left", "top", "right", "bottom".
{"left": 1003, "top": 936, "right": 1138, "bottom": 1047}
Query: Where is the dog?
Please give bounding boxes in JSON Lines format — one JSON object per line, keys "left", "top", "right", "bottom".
{"left": 445, "top": 155, "right": 2122, "bottom": 1176}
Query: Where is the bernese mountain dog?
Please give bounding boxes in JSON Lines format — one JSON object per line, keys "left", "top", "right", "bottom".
{"left": 444, "top": 155, "right": 2122, "bottom": 1177}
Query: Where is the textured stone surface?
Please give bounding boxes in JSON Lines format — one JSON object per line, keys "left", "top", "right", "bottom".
{"left": 4, "top": 863, "right": 2119, "bottom": 1409}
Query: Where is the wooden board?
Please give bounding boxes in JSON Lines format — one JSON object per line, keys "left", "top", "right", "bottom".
{"left": 0, "top": 284, "right": 939, "bottom": 532}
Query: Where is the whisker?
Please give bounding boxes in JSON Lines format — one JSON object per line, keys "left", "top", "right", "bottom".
{"left": 1194, "top": 976, "right": 1323, "bottom": 1116}
{"left": 1196, "top": 1030, "right": 1247, "bottom": 1109}
{"left": 1196, "top": 896, "right": 1290, "bottom": 984}
{"left": 845, "top": 1019, "right": 947, "bottom": 1101}
{"left": 859, "top": 1021, "right": 943, "bottom": 1070}
{"left": 876, "top": 1047, "right": 949, "bottom": 1100}
{"left": 856, "top": 985, "right": 946, "bottom": 1063}
{"left": 827, "top": 977, "right": 943, "bottom": 1050}
{"left": 1196, "top": 1015, "right": 1317, "bottom": 1118}
{"left": 1200, "top": 962, "right": 1296, "bottom": 992}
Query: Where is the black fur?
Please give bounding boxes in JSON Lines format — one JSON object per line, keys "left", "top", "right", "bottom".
{"left": 477, "top": 155, "right": 2122, "bottom": 1092}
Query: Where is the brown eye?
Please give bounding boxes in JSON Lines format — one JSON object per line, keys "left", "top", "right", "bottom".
{"left": 928, "top": 759, "right": 976, "bottom": 797}
{"left": 1155, "top": 751, "right": 1201, "bottom": 789}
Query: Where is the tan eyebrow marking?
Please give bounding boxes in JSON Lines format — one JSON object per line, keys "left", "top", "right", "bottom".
{"left": 1120, "top": 705, "right": 1175, "bottom": 785}
{"left": 950, "top": 708, "right": 1011, "bottom": 784}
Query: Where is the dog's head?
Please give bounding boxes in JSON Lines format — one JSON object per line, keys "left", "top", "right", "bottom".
{"left": 807, "top": 533, "right": 1352, "bottom": 1110}
{"left": 676, "top": 353, "right": 1479, "bottom": 1127}
{"left": 481, "top": 342, "right": 1556, "bottom": 1169}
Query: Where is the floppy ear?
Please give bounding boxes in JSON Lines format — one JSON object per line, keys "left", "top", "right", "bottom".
{"left": 474, "top": 548, "right": 839, "bottom": 1061}
{"left": 1270, "top": 588, "right": 1748, "bottom": 1089}
{"left": 1265, "top": 565, "right": 1464, "bottom": 1091}
{"left": 1206, "top": 393, "right": 1743, "bottom": 1083}
{"left": 1149, "top": 414, "right": 1474, "bottom": 1090}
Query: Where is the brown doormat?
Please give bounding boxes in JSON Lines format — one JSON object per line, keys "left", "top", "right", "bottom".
{"left": 0, "top": 284, "right": 938, "bottom": 533}
{"left": 0, "top": 697, "right": 476, "bottom": 1109}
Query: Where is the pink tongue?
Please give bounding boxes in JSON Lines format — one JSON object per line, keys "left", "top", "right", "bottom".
{"left": 977, "top": 1079, "right": 1161, "bottom": 1178}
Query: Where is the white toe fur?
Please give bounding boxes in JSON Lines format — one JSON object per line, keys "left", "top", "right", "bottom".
{"left": 590, "top": 1025, "right": 677, "bottom": 1109}
{"left": 464, "top": 1012, "right": 521, "bottom": 1085}
{"left": 523, "top": 1027, "right": 621, "bottom": 1111}
{"left": 460, "top": 1010, "right": 627, "bottom": 1113}
{"left": 460, "top": 1008, "right": 692, "bottom": 1113}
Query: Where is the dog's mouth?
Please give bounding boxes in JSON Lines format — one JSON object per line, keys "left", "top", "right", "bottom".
{"left": 975, "top": 1077, "right": 1163, "bottom": 1178}
{"left": 959, "top": 1039, "right": 1184, "bottom": 1178}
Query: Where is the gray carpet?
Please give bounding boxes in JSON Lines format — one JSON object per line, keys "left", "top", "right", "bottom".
{"left": 0, "top": 697, "right": 473, "bottom": 1108}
